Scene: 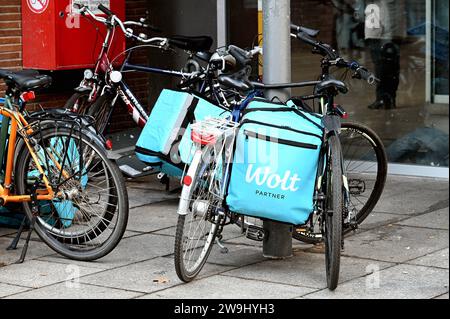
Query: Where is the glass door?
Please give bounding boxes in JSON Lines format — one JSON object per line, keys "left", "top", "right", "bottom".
{"left": 429, "top": 0, "right": 449, "bottom": 104}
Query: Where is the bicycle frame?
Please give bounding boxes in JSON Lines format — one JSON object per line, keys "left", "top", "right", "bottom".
{"left": 0, "top": 96, "right": 55, "bottom": 205}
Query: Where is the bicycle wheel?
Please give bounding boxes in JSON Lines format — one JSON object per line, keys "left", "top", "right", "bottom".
{"left": 293, "top": 122, "right": 387, "bottom": 243}
{"left": 65, "top": 92, "right": 112, "bottom": 134}
{"left": 323, "top": 134, "right": 343, "bottom": 291}
{"left": 15, "top": 125, "right": 128, "bottom": 261}
{"left": 340, "top": 122, "right": 387, "bottom": 226}
{"left": 174, "top": 149, "right": 222, "bottom": 282}
{"left": 64, "top": 92, "right": 92, "bottom": 114}
{"left": 86, "top": 94, "right": 114, "bottom": 134}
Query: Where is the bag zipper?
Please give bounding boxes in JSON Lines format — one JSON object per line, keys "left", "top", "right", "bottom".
{"left": 242, "top": 107, "right": 324, "bottom": 131}
{"left": 244, "top": 130, "right": 318, "bottom": 150}
{"left": 241, "top": 119, "right": 323, "bottom": 141}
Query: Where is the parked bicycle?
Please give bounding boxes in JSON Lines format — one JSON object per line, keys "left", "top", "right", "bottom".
{"left": 0, "top": 69, "right": 128, "bottom": 262}
{"left": 288, "top": 24, "right": 388, "bottom": 242}
{"left": 173, "top": 72, "right": 351, "bottom": 290}
{"left": 169, "top": 30, "right": 387, "bottom": 242}
{"left": 66, "top": 3, "right": 212, "bottom": 135}
{"left": 66, "top": 3, "right": 386, "bottom": 244}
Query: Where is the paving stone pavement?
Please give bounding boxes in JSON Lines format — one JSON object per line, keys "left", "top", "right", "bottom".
{"left": 0, "top": 175, "right": 448, "bottom": 299}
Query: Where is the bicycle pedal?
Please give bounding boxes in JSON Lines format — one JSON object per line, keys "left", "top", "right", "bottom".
{"left": 246, "top": 225, "right": 266, "bottom": 242}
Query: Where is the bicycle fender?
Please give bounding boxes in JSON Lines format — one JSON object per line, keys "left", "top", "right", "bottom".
{"left": 74, "top": 86, "right": 93, "bottom": 93}
{"left": 177, "top": 150, "right": 203, "bottom": 216}
{"left": 26, "top": 110, "right": 108, "bottom": 153}
{"left": 322, "top": 115, "right": 341, "bottom": 136}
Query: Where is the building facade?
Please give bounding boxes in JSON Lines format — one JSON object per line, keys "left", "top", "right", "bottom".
{"left": 0, "top": 0, "right": 448, "bottom": 176}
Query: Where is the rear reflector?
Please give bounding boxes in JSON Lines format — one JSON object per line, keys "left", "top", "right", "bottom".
{"left": 105, "top": 139, "right": 113, "bottom": 150}
{"left": 20, "top": 91, "right": 36, "bottom": 102}
{"left": 183, "top": 175, "right": 193, "bottom": 186}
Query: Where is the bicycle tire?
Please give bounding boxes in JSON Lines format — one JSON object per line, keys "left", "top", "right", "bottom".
{"left": 64, "top": 92, "right": 91, "bottom": 114}
{"left": 341, "top": 122, "right": 387, "bottom": 226}
{"left": 324, "top": 134, "right": 343, "bottom": 290}
{"left": 293, "top": 122, "right": 387, "bottom": 243}
{"left": 86, "top": 94, "right": 114, "bottom": 134}
{"left": 15, "top": 126, "right": 129, "bottom": 261}
{"left": 174, "top": 149, "right": 220, "bottom": 282}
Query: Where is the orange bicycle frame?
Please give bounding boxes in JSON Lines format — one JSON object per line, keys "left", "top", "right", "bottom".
{"left": 0, "top": 106, "right": 55, "bottom": 205}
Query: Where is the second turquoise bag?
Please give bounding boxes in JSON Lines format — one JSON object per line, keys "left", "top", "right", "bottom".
{"left": 135, "top": 89, "right": 231, "bottom": 177}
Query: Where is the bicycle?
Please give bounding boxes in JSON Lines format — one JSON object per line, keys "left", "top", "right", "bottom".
{"left": 65, "top": 3, "right": 213, "bottom": 135}
{"left": 0, "top": 69, "right": 128, "bottom": 262}
{"left": 287, "top": 25, "right": 387, "bottom": 243}
{"left": 173, "top": 52, "right": 362, "bottom": 289}
{"left": 176, "top": 34, "right": 387, "bottom": 243}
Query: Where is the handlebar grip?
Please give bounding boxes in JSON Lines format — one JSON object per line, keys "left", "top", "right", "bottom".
{"left": 98, "top": 4, "right": 113, "bottom": 16}
{"left": 290, "top": 23, "right": 300, "bottom": 32}
{"left": 291, "top": 24, "right": 320, "bottom": 37}
{"left": 228, "top": 45, "right": 252, "bottom": 66}
{"left": 356, "top": 67, "right": 377, "bottom": 85}
{"left": 73, "top": 3, "right": 83, "bottom": 10}
{"left": 299, "top": 26, "right": 320, "bottom": 38}
{"left": 297, "top": 32, "right": 317, "bottom": 47}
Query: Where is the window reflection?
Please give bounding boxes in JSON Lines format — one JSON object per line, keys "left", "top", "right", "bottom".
{"left": 290, "top": 0, "right": 448, "bottom": 168}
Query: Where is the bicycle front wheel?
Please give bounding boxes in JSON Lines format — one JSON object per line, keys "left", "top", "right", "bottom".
{"left": 65, "top": 92, "right": 113, "bottom": 135}
{"left": 15, "top": 125, "right": 128, "bottom": 261}
{"left": 174, "top": 149, "right": 222, "bottom": 282}
{"left": 324, "top": 134, "right": 343, "bottom": 291}
{"left": 293, "top": 122, "right": 387, "bottom": 243}
{"left": 340, "top": 122, "right": 387, "bottom": 228}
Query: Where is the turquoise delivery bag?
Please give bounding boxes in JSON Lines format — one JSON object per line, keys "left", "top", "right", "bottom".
{"left": 226, "top": 99, "right": 324, "bottom": 225}
{"left": 135, "top": 89, "right": 231, "bottom": 177}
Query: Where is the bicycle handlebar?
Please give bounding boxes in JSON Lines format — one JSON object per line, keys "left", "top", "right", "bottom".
{"left": 292, "top": 28, "right": 377, "bottom": 85}
{"left": 290, "top": 24, "right": 320, "bottom": 38}
{"left": 98, "top": 4, "right": 113, "bottom": 17}
{"left": 228, "top": 45, "right": 262, "bottom": 66}
{"left": 73, "top": 3, "right": 167, "bottom": 45}
{"left": 346, "top": 61, "right": 377, "bottom": 84}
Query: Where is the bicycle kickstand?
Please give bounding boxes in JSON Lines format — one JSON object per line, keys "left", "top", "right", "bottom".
{"left": 6, "top": 216, "right": 28, "bottom": 251}
{"left": 15, "top": 177, "right": 41, "bottom": 264}
{"left": 216, "top": 235, "right": 229, "bottom": 254}
{"left": 16, "top": 215, "right": 36, "bottom": 264}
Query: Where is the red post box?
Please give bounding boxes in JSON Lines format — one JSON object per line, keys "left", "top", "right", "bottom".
{"left": 22, "top": 0, "right": 126, "bottom": 70}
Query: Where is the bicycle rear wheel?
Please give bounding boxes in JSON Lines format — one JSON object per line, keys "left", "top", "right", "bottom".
{"left": 174, "top": 149, "right": 222, "bottom": 282}
{"left": 15, "top": 125, "right": 128, "bottom": 261}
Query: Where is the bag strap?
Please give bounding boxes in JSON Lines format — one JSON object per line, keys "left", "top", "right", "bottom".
{"left": 168, "top": 96, "right": 200, "bottom": 160}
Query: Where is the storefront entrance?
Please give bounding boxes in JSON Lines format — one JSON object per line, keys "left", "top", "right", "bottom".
{"left": 223, "top": 0, "right": 449, "bottom": 177}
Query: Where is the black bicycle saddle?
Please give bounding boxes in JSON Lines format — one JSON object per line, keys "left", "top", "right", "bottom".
{"left": 315, "top": 77, "right": 348, "bottom": 95}
{"left": 195, "top": 51, "right": 213, "bottom": 62}
{"left": 0, "top": 69, "right": 52, "bottom": 91}
{"left": 218, "top": 74, "right": 254, "bottom": 92}
{"left": 169, "top": 35, "right": 213, "bottom": 52}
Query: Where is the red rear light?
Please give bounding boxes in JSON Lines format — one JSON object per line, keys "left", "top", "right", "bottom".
{"left": 183, "top": 175, "right": 193, "bottom": 186}
{"left": 105, "top": 139, "right": 113, "bottom": 150}
{"left": 341, "top": 113, "right": 349, "bottom": 119}
{"left": 191, "top": 130, "right": 217, "bottom": 146}
{"left": 20, "top": 91, "right": 36, "bottom": 102}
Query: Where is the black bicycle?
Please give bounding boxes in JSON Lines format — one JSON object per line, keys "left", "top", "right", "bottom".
{"left": 287, "top": 24, "right": 387, "bottom": 243}
{"left": 175, "top": 33, "right": 387, "bottom": 244}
